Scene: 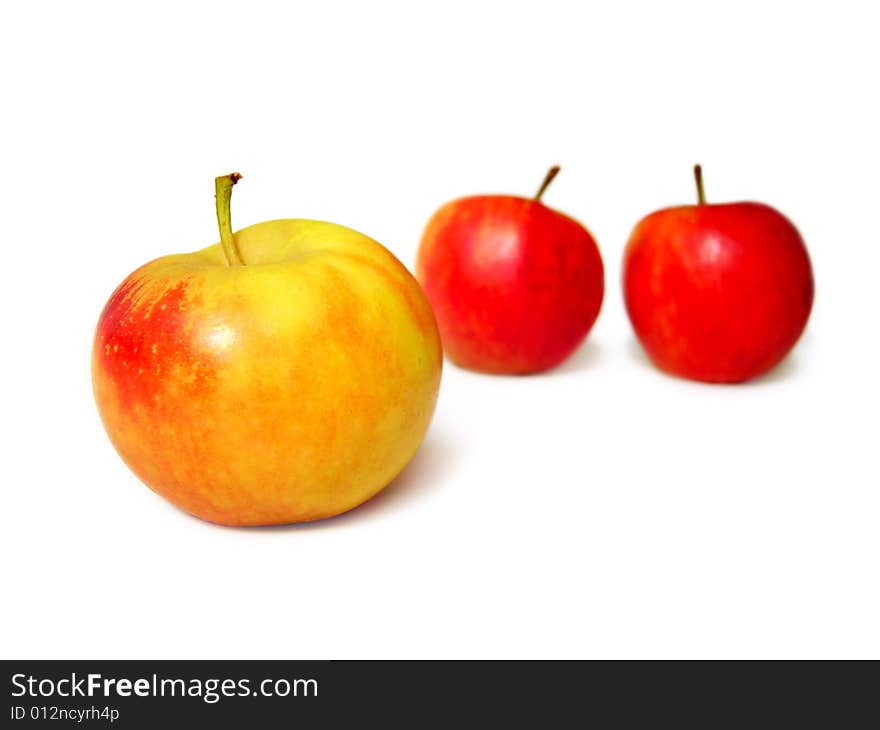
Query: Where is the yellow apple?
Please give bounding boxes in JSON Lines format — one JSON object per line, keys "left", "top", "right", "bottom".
{"left": 92, "top": 174, "right": 442, "bottom": 526}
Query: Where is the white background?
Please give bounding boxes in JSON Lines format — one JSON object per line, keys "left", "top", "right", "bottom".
{"left": 2, "top": 1, "right": 878, "bottom": 659}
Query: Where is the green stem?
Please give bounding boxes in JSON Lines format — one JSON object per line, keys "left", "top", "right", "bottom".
{"left": 694, "top": 164, "right": 706, "bottom": 205}
{"left": 534, "top": 165, "right": 561, "bottom": 202}
{"left": 215, "top": 172, "right": 244, "bottom": 266}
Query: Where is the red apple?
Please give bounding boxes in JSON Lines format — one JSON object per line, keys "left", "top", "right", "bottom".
{"left": 416, "top": 167, "right": 605, "bottom": 374}
{"left": 623, "top": 165, "right": 814, "bottom": 383}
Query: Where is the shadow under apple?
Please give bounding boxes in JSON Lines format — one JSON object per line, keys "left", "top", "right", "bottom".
{"left": 545, "top": 338, "right": 605, "bottom": 375}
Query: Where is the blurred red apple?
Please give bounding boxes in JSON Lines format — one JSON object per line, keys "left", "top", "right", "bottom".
{"left": 416, "top": 167, "right": 604, "bottom": 374}
{"left": 623, "top": 165, "right": 814, "bottom": 383}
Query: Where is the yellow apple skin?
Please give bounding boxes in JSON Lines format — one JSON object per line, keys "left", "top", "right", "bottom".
{"left": 92, "top": 219, "right": 442, "bottom": 526}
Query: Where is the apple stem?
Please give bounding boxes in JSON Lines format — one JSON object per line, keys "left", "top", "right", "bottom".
{"left": 694, "top": 164, "right": 706, "bottom": 205}
{"left": 215, "top": 173, "right": 245, "bottom": 266}
{"left": 534, "top": 165, "right": 561, "bottom": 202}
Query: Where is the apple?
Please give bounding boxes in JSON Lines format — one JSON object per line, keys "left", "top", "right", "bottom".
{"left": 415, "top": 167, "right": 605, "bottom": 374}
{"left": 92, "top": 173, "right": 442, "bottom": 526}
{"left": 623, "top": 165, "right": 814, "bottom": 383}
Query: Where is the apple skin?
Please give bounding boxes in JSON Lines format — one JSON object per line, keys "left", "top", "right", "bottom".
{"left": 93, "top": 219, "right": 442, "bottom": 526}
{"left": 623, "top": 201, "right": 814, "bottom": 383}
{"left": 416, "top": 195, "right": 604, "bottom": 374}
